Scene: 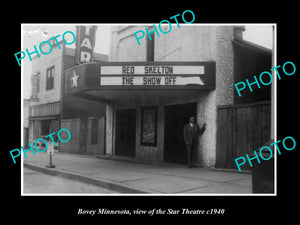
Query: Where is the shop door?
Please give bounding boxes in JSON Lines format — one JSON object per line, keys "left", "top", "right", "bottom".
{"left": 115, "top": 109, "right": 136, "bottom": 157}
{"left": 164, "top": 103, "right": 197, "bottom": 164}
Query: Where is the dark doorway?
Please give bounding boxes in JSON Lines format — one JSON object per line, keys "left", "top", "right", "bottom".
{"left": 115, "top": 108, "right": 136, "bottom": 157}
{"left": 23, "top": 128, "right": 29, "bottom": 148}
{"left": 41, "top": 120, "right": 50, "bottom": 136}
{"left": 164, "top": 103, "right": 197, "bottom": 164}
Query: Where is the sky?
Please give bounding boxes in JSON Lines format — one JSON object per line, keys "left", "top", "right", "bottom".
{"left": 243, "top": 25, "right": 273, "bottom": 49}
{"left": 22, "top": 24, "right": 274, "bottom": 99}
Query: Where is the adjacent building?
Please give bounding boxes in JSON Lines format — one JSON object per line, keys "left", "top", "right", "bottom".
{"left": 28, "top": 38, "right": 108, "bottom": 153}
{"left": 23, "top": 99, "right": 30, "bottom": 148}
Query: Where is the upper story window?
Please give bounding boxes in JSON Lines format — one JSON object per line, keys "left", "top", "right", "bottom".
{"left": 46, "top": 66, "right": 55, "bottom": 90}
{"left": 146, "top": 27, "right": 155, "bottom": 62}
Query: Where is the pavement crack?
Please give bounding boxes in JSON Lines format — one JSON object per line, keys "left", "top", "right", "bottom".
{"left": 119, "top": 177, "right": 149, "bottom": 183}
{"left": 174, "top": 184, "right": 216, "bottom": 193}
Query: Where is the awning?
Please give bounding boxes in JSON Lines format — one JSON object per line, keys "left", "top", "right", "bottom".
{"left": 28, "top": 116, "right": 59, "bottom": 121}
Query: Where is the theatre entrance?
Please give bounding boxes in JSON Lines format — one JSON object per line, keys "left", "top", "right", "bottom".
{"left": 164, "top": 103, "right": 197, "bottom": 164}
{"left": 115, "top": 108, "right": 136, "bottom": 157}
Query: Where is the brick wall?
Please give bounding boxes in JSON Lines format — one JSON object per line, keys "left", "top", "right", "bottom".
{"left": 215, "top": 26, "right": 235, "bottom": 106}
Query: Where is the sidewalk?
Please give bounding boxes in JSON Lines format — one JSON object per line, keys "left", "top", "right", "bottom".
{"left": 23, "top": 151, "right": 252, "bottom": 194}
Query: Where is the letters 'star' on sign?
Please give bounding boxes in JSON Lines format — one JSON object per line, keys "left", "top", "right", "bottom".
{"left": 75, "top": 26, "right": 97, "bottom": 64}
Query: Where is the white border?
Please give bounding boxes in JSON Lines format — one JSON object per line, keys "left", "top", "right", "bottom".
{"left": 21, "top": 23, "right": 277, "bottom": 197}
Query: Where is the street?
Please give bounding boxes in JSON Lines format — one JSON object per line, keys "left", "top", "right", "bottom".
{"left": 23, "top": 168, "right": 118, "bottom": 194}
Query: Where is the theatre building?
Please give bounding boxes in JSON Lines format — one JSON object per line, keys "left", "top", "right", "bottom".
{"left": 64, "top": 25, "right": 272, "bottom": 169}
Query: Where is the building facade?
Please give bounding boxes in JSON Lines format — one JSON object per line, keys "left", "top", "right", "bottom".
{"left": 28, "top": 38, "right": 108, "bottom": 153}
{"left": 64, "top": 25, "right": 272, "bottom": 169}
{"left": 23, "top": 99, "right": 30, "bottom": 148}
{"left": 29, "top": 39, "right": 64, "bottom": 146}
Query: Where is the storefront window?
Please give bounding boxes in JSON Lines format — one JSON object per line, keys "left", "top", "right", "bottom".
{"left": 141, "top": 107, "right": 157, "bottom": 146}
{"left": 91, "top": 118, "right": 98, "bottom": 145}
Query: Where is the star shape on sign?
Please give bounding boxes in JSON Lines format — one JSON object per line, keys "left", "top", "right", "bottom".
{"left": 70, "top": 70, "right": 79, "bottom": 87}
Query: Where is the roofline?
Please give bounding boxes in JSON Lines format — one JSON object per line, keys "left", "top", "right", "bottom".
{"left": 232, "top": 39, "right": 272, "bottom": 54}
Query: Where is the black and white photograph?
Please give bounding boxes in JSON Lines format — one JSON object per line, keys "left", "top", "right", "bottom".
{"left": 21, "top": 23, "right": 275, "bottom": 195}
{"left": 4, "top": 5, "right": 298, "bottom": 220}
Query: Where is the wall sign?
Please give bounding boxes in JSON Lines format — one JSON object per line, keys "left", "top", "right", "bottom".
{"left": 30, "top": 72, "right": 40, "bottom": 102}
{"left": 75, "top": 26, "right": 97, "bottom": 64}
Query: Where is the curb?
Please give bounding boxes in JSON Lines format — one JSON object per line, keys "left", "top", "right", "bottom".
{"left": 24, "top": 163, "right": 155, "bottom": 194}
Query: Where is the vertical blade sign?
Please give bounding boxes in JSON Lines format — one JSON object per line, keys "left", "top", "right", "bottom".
{"left": 75, "top": 26, "right": 97, "bottom": 64}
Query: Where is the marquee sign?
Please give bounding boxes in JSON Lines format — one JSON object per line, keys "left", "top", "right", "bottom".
{"left": 65, "top": 61, "right": 216, "bottom": 94}
{"left": 99, "top": 62, "right": 215, "bottom": 88}
{"left": 100, "top": 65, "right": 206, "bottom": 86}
